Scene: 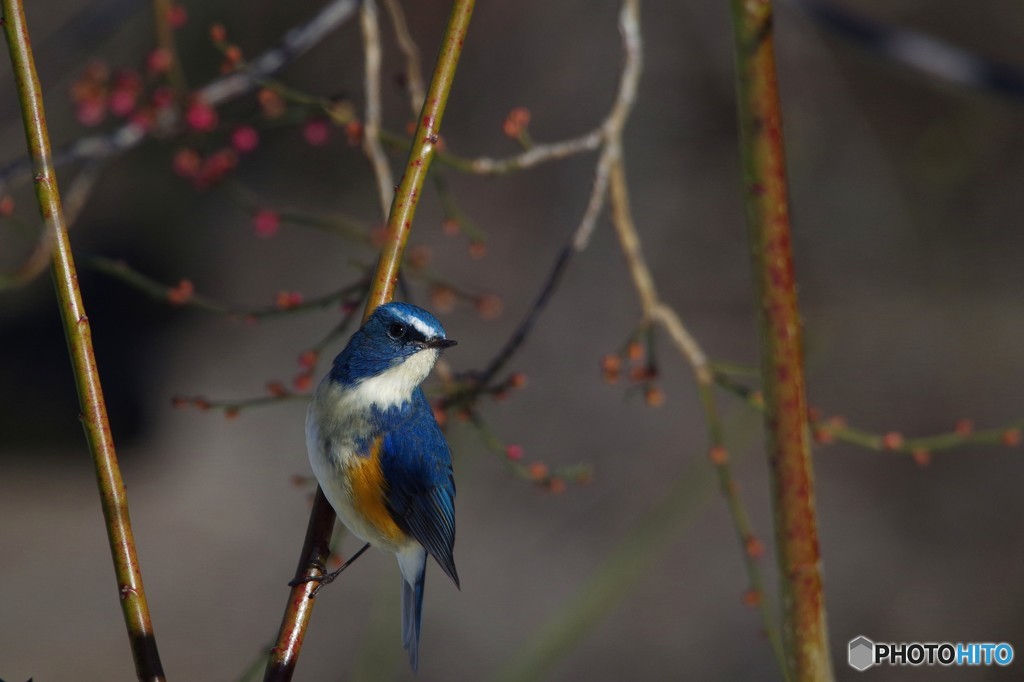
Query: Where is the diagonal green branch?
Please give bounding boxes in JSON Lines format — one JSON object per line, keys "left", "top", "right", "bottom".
{"left": 726, "top": 1, "right": 834, "bottom": 679}
{"left": 263, "top": 1, "right": 477, "bottom": 679}
{"left": 2, "top": 1, "right": 166, "bottom": 679}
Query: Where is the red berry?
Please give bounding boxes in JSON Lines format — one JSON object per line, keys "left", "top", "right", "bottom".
{"left": 231, "top": 125, "right": 260, "bottom": 153}
{"left": 303, "top": 118, "right": 330, "bottom": 146}
{"left": 185, "top": 98, "right": 217, "bottom": 132}
{"left": 253, "top": 209, "right": 280, "bottom": 238}
{"left": 167, "top": 4, "right": 188, "bottom": 28}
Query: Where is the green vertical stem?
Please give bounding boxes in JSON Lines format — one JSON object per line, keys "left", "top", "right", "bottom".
{"left": 263, "top": 1, "right": 476, "bottom": 679}
{"left": 364, "top": 0, "right": 475, "bottom": 309}
{"left": 2, "top": 2, "right": 165, "bottom": 680}
{"left": 726, "top": 2, "right": 834, "bottom": 680}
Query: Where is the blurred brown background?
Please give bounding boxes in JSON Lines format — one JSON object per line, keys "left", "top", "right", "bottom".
{"left": 2, "top": 0, "right": 1024, "bottom": 679}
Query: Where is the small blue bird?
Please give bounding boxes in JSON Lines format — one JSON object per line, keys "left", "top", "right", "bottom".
{"left": 304, "top": 302, "right": 459, "bottom": 671}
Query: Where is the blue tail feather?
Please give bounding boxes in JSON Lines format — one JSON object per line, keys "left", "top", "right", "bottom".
{"left": 401, "top": 567, "right": 426, "bottom": 671}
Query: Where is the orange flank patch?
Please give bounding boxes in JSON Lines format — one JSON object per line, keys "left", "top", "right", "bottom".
{"left": 350, "top": 437, "right": 405, "bottom": 543}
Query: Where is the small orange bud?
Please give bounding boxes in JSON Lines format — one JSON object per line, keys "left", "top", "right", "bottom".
{"left": 629, "top": 366, "right": 652, "bottom": 382}
{"left": 293, "top": 372, "right": 313, "bottom": 392}
{"left": 406, "top": 245, "right": 432, "bottom": 270}
{"left": 209, "top": 23, "right": 227, "bottom": 43}
{"left": 475, "top": 294, "right": 502, "bottom": 320}
{"left": 547, "top": 477, "right": 567, "bottom": 494}
{"left": 224, "top": 407, "right": 240, "bottom": 420}
{"left": 505, "top": 444, "right": 523, "bottom": 461}
{"left": 172, "top": 148, "right": 201, "bottom": 178}
{"left": 882, "top": 432, "right": 904, "bottom": 451}
{"left": 369, "top": 225, "right": 387, "bottom": 247}
{"left": 344, "top": 120, "right": 364, "bottom": 146}
{"left": 257, "top": 88, "right": 285, "bottom": 119}
{"left": 742, "top": 589, "right": 762, "bottom": 608}
{"left": 1002, "top": 428, "right": 1022, "bottom": 446}
{"left": 812, "top": 427, "right": 835, "bottom": 445}
{"left": 267, "top": 381, "right": 288, "bottom": 398}
{"left": 827, "top": 415, "right": 847, "bottom": 429}
{"left": 430, "top": 286, "right": 457, "bottom": 314}
{"left": 502, "top": 106, "right": 531, "bottom": 139}
{"left": 527, "top": 462, "right": 548, "bottom": 480}
{"left": 912, "top": 449, "right": 931, "bottom": 467}
{"left": 275, "top": 291, "right": 303, "bottom": 310}
{"left": 167, "top": 279, "right": 194, "bottom": 306}
{"left": 954, "top": 419, "right": 974, "bottom": 436}
{"left": 508, "top": 372, "right": 527, "bottom": 389}
{"left": 441, "top": 218, "right": 460, "bottom": 236}
{"left": 744, "top": 535, "right": 765, "bottom": 559}
{"left": 222, "top": 45, "right": 243, "bottom": 71}
{"left": 297, "top": 350, "right": 318, "bottom": 369}
{"left": 601, "top": 354, "right": 621, "bottom": 375}
{"left": 468, "top": 241, "right": 487, "bottom": 259}
{"left": 626, "top": 341, "right": 644, "bottom": 361}
{"left": 708, "top": 446, "right": 729, "bottom": 465}
{"left": 644, "top": 385, "right": 665, "bottom": 407}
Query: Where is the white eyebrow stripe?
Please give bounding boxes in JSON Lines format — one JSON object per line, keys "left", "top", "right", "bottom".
{"left": 399, "top": 312, "right": 440, "bottom": 339}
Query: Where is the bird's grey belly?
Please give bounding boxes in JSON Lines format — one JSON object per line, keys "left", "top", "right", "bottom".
{"left": 305, "top": 404, "right": 408, "bottom": 553}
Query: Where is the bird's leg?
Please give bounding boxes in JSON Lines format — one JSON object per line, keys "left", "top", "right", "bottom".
{"left": 289, "top": 542, "right": 371, "bottom": 598}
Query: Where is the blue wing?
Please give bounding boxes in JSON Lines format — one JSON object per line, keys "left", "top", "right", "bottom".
{"left": 379, "top": 388, "right": 459, "bottom": 588}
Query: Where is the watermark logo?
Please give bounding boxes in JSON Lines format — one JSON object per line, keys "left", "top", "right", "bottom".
{"left": 848, "top": 636, "right": 1014, "bottom": 671}
{"left": 849, "top": 636, "right": 875, "bottom": 671}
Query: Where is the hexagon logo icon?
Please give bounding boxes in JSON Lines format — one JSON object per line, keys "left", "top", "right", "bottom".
{"left": 849, "top": 636, "right": 875, "bottom": 671}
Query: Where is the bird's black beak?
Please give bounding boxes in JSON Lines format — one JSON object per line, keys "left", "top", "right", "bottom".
{"left": 427, "top": 338, "right": 457, "bottom": 349}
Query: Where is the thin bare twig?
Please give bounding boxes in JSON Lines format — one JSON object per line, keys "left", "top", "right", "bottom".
{"left": 714, "top": 371, "right": 1024, "bottom": 458}
{"left": 447, "top": 128, "right": 606, "bottom": 175}
{"left": 608, "top": 158, "right": 787, "bottom": 676}
{"left": 360, "top": 0, "right": 395, "bottom": 219}
{"left": 382, "top": 0, "right": 427, "bottom": 112}
{"left": 86, "top": 255, "right": 368, "bottom": 319}
{"left": 2, "top": 1, "right": 165, "bottom": 678}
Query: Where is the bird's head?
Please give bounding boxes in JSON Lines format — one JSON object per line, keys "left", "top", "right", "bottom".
{"left": 330, "top": 302, "right": 456, "bottom": 393}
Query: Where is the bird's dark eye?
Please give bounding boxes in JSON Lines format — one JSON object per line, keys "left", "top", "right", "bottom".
{"left": 387, "top": 322, "right": 407, "bottom": 340}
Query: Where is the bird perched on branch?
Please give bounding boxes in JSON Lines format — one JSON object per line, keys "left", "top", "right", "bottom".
{"left": 302, "top": 302, "right": 459, "bottom": 671}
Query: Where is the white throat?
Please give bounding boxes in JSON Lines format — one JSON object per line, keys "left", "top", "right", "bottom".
{"left": 345, "top": 348, "right": 439, "bottom": 409}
